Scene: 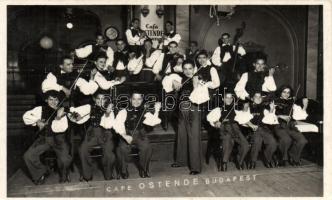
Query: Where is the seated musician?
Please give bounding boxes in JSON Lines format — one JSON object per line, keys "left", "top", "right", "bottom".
{"left": 234, "top": 55, "right": 276, "bottom": 100}
{"left": 273, "top": 85, "right": 308, "bottom": 166}
{"left": 139, "top": 39, "right": 161, "bottom": 82}
{"left": 127, "top": 50, "right": 144, "bottom": 82}
{"left": 41, "top": 55, "right": 98, "bottom": 99}
{"left": 206, "top": 91, "right": 250, "bottom": 171}
{"left": 238, "top": 91, "right": 278, "bottom": 169}
{"left": 114, "top": 90, "right": 161, "bottom": 179}
{"left": 23, "top": 90, "right": 71, "bottom": 185}
{"left": 112, "top": 38, "right": 129, "bottom": 82}
{"left": 91, "top": 54, "right": 125, "bottom": 91}
{"left": 78, "top": 92, "right": 117, "bottom": 182}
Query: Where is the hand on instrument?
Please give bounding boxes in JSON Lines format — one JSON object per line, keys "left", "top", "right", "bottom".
{"left": 36, "top": 119, "right": 47, "bottom": 130}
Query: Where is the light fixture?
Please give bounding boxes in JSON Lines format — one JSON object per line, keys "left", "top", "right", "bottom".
{"left": 66, "top": 22, "right": 73, "bottom": 29}
{"left": 65, "top": 8, "right": 74, "bottom": 29}
{"left": 209, "top": 5, "right": 236, "bottom": 26}
{"left": 141, "top": 6, "right": 149, "bottom": 17}
{"left": 156, "top": 5, "right": 164, "bottom": 18}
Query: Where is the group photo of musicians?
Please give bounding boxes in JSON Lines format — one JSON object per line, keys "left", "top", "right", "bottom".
{"left": 7, "top": 5, "right": 323, "bottom": 195}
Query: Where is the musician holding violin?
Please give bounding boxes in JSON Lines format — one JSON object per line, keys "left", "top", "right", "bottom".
{"left": 78, "top": 92, "right": 118, "bottom": 182}
{"left": 22, "top": 90, "right": 72, "bottom": 185}
{"left": 273, "top": 85, "right": 308, "bottom": 166}
{"left": 234, "top": 54, "right": 277, "bottom": 100}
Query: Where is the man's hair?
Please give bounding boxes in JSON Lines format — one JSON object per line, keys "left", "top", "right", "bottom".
{"left": 197, "top": 49, "right": 208, "bottom": 57}
{"left": 96, "top": 32, "right": 105, "bottom": 38}
{"left": 168, "top": 41, "right": 178, "bottom": 47}
{"left": 251, "top": 90, "right": 263, "bottom": 98}
{"left": 221, "top": 33, "right": 231, "bottom": 38}
{"left": 95, "top": 53, "right": 107, "bottom": 61}
{"left": 182, "top": 59, "right": 195, "bottom": 68}
{"left": 132, "top": 18, "right": 140, "bottom": 23}
{"left": 115, "top": 38, "right": 125, "bottom": 45}
{"left": 253, "top": 53, "right": 267, "bottom": 63}
{"left": 165, "top": 21, "right": 173, "bottom": 26}
{"left": 277, "top": 84, "right": 294, "bottom": 98}
{"left": 61, "top": 55, "right": 73, "bottom": 64}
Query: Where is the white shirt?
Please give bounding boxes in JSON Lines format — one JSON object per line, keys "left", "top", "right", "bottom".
{"left": 234, "top": 72, "right": 277, "bottom": 100}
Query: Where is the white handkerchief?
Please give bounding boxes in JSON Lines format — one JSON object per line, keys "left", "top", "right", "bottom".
{"left": 162, "top": 73, "right": 182, "bottom": 93}
{"left": 189, "top": 85, "right": 210, "bottom": 104}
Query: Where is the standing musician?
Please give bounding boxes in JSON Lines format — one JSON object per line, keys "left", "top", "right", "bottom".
{"left": 125, "top": 18, "right": 147, "bottom": 57}
{"left": 171, "top": 60, "right": 202, "bottom": 175}
{"left": 159, "top": 21, "right": 181, "bottom": 52}
{"left": 206, "top": 91, "right": 250, "bottom": 171}
{"left": 186, "top": 41, "right": 200, "bottom": 62}
{"left": 114, "top": 90, "right": 161, "bottom": 179}
{"left": 273, "top": 85, "right": 308, "bottom": 166}
{"left": 211, "top": 32, "right": 246, "bottom": 87}
{"left": 234, "top": 55, "right": 276, "bottom": 100}
{"left": 78, "top": 92, "right": 117, "bottom": 181}
{"left": 23, "top": 90, "right": 71, "bottom": 184}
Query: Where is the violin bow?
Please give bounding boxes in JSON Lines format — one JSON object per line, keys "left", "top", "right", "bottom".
{"left": 286, "top": 84, "right": 301, "bottom": 125}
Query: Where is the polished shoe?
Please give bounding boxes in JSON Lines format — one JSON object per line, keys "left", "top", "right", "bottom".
{"left": 237, "top": 162, "right": 245, "bottom": 170}
{"left": 139, "top": 169, "right": 146, "bottom": 178}
{"left": 265, "top": 161, "right": 274, "bottom": 168}
{"left": 171, "top": 163, "right": 181, "bottom": 168}
{"left": 121, "top": 169, "right": 129, "bottom": 179}
{"left": 189, "top": 171, "right": 200, "bottom": 175}
{"left": 81, "top": 176, "right": 93, "bottom": 182}
{"left": 221, "top": 162, "right": 228, "bottom": 172}
{"left": 144, "top": 170, "right": 150, "bottom": 178}
{"left": 33, "top": 174, "right": 46, "bottom": 185}
{"left": 294, "top": 160, "right": 302, "bottom": 166}
{"left": 248, "top": 161, "right": 256, "bottom": 169}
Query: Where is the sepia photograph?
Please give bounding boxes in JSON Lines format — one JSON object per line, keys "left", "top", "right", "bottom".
{"left": 5, "top": 1, "right": 327, "bottom": 198}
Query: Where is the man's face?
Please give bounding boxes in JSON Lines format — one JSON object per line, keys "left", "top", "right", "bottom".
{"left": 254, "top": 59, "right": 266, "bottom": 72}
{"left": 131, "top": 93, "right": 143, "bottom": 108}
{"left": 165, "top": 23, "right": 173, "bottom": 33}
{"left": 94, "top": 94, "right": 105, "bottom": 107}
{"left": 252, "top": 93, "right": 263, "bottom": 104}
{"left": 197, "top": 54, "right": 208, "bottom": 66}
{"left": 222, "top": 35, "right": 230, "bottom": 44}
{"left": 144, "top": 41, "right": 152, "bottom": 50}
{"left": 176, "top": 58, "right": 184, "bottom": 66}
{"left": 132, "top": 20, "right": 140, "bottom": 29}
{"left": 281, "top": 88, "right": 291, "bottom": 99}
{"left": 190, "top": 42, "right": 197, "bottom": 50}
{"left": 168, "top": 43, "right": 178, "bottom": 54}
{"left": 224, "top": 94, "right": 234, "bottom": 105}
{"left": 96, "top": 35, "right": 105, "bottom": 45}
{"left": 95, "top": 58, "right": 106, "bottom": 71}
{"left": 60, "top": 58, "right": 74, "bottom": 73}
{"left": 116, "top": 41, "right": 126, "bottom": 51}
{"left": 183, "top": 63, "right": 194, "bottom": 78}
{"left": 46, "top": 96, "right": 59, "bottom": 109}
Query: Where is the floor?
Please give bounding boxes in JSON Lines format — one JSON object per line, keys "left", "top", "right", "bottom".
{"left": 7, "top": 159, "right": 323, "bottom": 197}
